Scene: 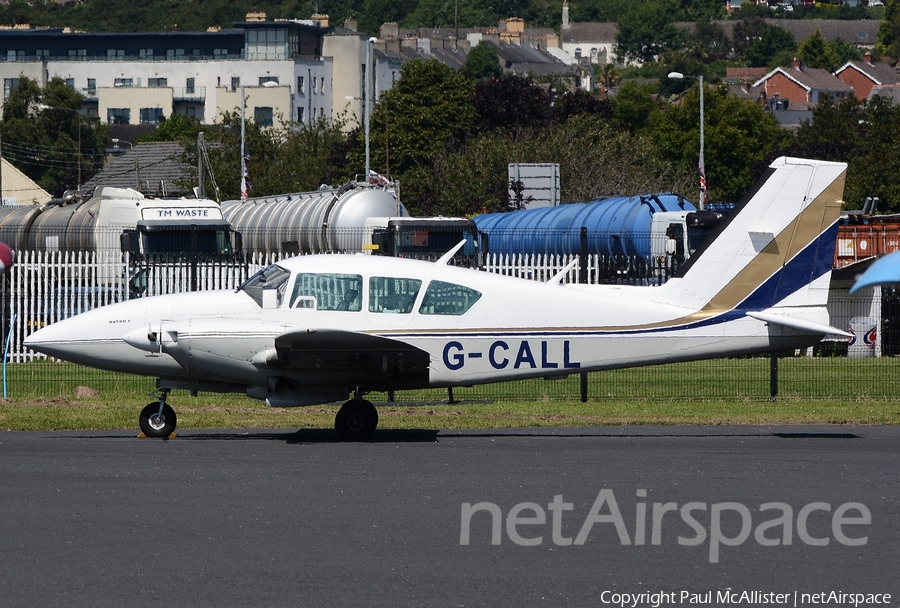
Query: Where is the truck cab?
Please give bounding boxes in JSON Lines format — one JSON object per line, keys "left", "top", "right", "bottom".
{"left": 650, "top": 210, "right": 723, "bottom": 271}
{"left": 119, "top": 199, "right": 241, "bottom": 262}
{"left": 363, "top": 217, "right": 485, "bottom": 267}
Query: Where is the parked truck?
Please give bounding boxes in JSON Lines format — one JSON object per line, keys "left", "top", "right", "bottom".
{"left": 363, "top": 216, "right": 484, "bottom": 265}
{"left": 0, "top": 186, "right": 238, "bottom": 262}
{"left": 474, "top": 193, "right": 723, "bottom": 281}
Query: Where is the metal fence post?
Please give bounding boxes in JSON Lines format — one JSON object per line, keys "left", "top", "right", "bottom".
{"left": 580, "top": 226, "right": 588, "bottom": 402}
{"left": 770, "top": 354, "right": 778, "bottom": 401}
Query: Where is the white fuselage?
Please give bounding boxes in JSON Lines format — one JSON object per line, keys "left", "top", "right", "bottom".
{"left": 23, "top": 254, "right": 826, "bottom": 395}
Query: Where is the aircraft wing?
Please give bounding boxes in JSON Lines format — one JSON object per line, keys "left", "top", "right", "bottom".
{"left": 267, "top": 329, "right": 432, "bottom": 390}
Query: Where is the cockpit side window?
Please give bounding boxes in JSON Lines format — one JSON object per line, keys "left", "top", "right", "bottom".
{"left": 369, "top": 277, "right": 422, "bottom": 314}
{"left": 238, "top": 264, "right": 291, "bottom": 307}
{"left": 418, "top": 280, "right": 482, "bottom": 316}
{"left": 290, "top": 273, "right": 363, "bottom": 311}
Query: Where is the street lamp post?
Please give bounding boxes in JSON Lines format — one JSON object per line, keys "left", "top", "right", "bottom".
{"left": 365, "top": 36, "right": 377, "bottom": 180}
{"left": 111, "top": 138, "right": 133, "bottom": 151}
{"left": 667, "top": 72, "right": 705, "bottom": 210}
{"left": 112, "top": 138, "right": 139, "bottom": 190}
{"left": 34, "top": 103, "right": 86, "bottom": 190}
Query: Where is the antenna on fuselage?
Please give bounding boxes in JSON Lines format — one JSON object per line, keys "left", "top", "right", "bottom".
{"left": 435, "top": 240, "right": 468, "bottom": 266}
{"left": 547, "top": 259, "right": 579, "bottom": 285}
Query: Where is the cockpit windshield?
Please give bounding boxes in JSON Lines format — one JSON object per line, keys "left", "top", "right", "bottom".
{"left": 238, "top": 264, "right": 291, "bottom": 307}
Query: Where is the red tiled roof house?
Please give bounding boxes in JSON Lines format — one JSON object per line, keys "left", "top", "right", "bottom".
{"left": 753, "top": 59, "right": 852, "bottom": 108}
{"left": 833, "top": 52, "right": 899, "bottom": 100}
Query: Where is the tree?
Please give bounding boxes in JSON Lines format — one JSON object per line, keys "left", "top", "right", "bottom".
{"left": 678, "top": 0, "right": 727, "bottom": 20}
{"left": 876, "top": 0, "right": 900, "bottom": 60}
{"left": 845, "top": 96, "right": 900, "bottom": 211}
{"left": 0, "top": 76, "right": 108, "bottom": 197}
{"left": 358, "top": 0, "right": 418, "bottom": 37}
{"left": 464, "top": 42, "right": 503, "bottom": 81}
{"left": 650, "top": 84, "right": 788, "bottom": 203}
{"left": 553, "top": 90, "right": 613, "bottom": 124}
{"left": 732, "top": 16, "right": 768, "bottom": 58}
{"left": 615, "top": 0, "right": 686, "bottom": 64}
{"left": 403, "top": 0, "right": 494, "bottom": 29}
{"left": 612, "top": 80, "right": 663, "bottom": 134}
{"left": 139, "top": 114, "right": 202, "bottom": 143}
{"left": 794, "top": 94, "right": 865, "bottom": 162}
{"left": 473, "top": 74, "right": 552, "bottom": 135}
{"left": 364, "top": 59, "right": 477, "bottom": 213}
{"left": 829, "top": 37, "right": 862, "bottom": 65}
{"left": 179, "top": 110, "right": 350, "bottom": 200}
{"left": 570, "top": 0, "right": 632, "bottom": 23}
{"left": 596, "top": 63, "right": 621, "bottom": 92}
{"left": 798, "top": 30, "right": 840, "bottom": 70}
{"left": 423, "top": 114, "right": 695, "bottom": 217}
{"left": 730, "top": 2, "right": 772, "bottom": 18}
{"left": 691, "top": 18, "right": 731, "bottom": 62}
{"left": 744, "top": 25, "right": 796, "bottom": 68}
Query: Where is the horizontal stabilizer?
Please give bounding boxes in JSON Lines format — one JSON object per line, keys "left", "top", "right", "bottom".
{"left": 746, "top": 311, "right": 851, "bottom": 338}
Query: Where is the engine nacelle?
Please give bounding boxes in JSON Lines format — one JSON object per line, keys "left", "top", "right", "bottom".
{"left": 264, "top": 385, "right": 348, "bottom": 407}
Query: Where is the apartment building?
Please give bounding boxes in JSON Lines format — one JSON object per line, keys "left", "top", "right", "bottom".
{"left": 0, "top": 18, "right": 336, "bottom": 129}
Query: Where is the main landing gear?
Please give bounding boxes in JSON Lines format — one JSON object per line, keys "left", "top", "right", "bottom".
{"left": 334, "top": 389, "right": 378, "bottom": 441}
{"left": 139, "top": 389, "right": 177, "bottom": 438}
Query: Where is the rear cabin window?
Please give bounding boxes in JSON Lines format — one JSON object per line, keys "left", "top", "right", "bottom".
{"left": 369, "top": 277, "right": 422, "bottom": 314}
{"left": 418, "top": 280, "right": 482, "bottom": 316}
{"left": 290, "top": 273, "right": 363, "bottom": 311}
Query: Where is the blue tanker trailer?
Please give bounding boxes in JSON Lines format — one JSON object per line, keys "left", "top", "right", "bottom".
{"left": 474, "top": 193, "right": 723, "bottom": 258}
{"left": 474, "top": 194, "right": 724, "bottom": 283}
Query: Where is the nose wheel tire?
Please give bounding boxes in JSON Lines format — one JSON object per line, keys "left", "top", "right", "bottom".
{"left": 335, "top": 399, "right": 378, "bottom": 441}
{"left": 139, "top": 402, "right": 177, "bottom": 438}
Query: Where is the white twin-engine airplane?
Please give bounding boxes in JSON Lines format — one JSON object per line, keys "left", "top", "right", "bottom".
{"left": 25, "top": 157, "right": 850, "bottom": 440}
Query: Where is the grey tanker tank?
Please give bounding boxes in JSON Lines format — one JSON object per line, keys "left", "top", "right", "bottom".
{"left": 219, "top": 182, "right": 408, "bottom": 255}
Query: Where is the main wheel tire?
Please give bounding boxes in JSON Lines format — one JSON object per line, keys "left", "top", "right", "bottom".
{"left": 334, "top": 399, "right": 378, "bottom": 441}
{"left": 139, "top": 402, "right": 177, "bottom": 438}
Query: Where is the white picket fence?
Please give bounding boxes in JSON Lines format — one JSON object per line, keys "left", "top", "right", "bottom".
{"left": 1, "top": 250, "right": 291, "bottom": 362}
{"left": 482, "top": 252, "right": 668, "bottom": 285}
{"left": 0, "top": 249, "right": 669, "bottom": 361}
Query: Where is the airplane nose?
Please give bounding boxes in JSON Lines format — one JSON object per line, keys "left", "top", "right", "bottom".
{"left": 23, "top": 317, "right": 82, "bottom": 358}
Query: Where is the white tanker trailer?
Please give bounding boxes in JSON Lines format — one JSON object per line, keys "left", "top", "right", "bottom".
{"left": 219, "top": 182, "right": 482, "bottom": 262}
{"left": 219, "top": 181, "right": 408, "bottom": 255}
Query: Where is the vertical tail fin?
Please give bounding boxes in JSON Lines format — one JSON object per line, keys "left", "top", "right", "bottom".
{"left": 660, "top": 157, "right": 846, "bottom": 313}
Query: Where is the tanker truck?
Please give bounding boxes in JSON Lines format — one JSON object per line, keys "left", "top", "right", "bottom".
{"left": 473, "top": 193, "right": 723, "bottom": 282}
{"left": 219, "top": 181, "right": 486, "bottom": 264}
{"left": 0, "top": 186, "right": 237, "bottom": 264}
{"left": 220, "top": 181, "right": 408, "bottom": 255}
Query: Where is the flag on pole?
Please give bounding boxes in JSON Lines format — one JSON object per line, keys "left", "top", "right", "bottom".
{"left": 240, "top": 144, "right": 251, "bottom": 201}
{"left": 368, "top": 169, "right": 390, "bottom": 187}
{"left": 698, "top": 152, "right": 707, "bottom": 208}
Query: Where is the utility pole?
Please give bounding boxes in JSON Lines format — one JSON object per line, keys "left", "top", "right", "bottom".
{"left": 197, "top": 132, "right": 205, "bottom": 198}
{"left": 240, "top": 86, "right": 248, "bottom": 200}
